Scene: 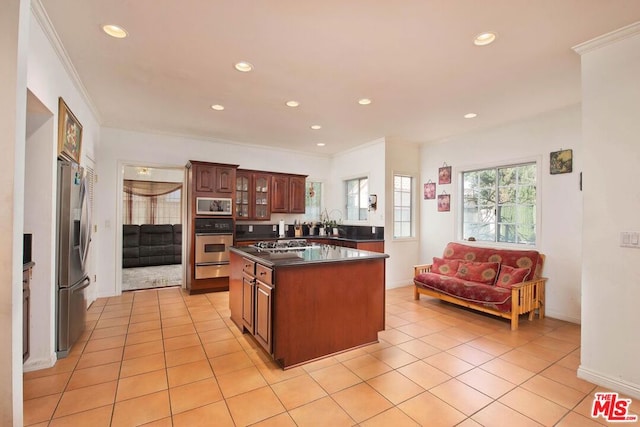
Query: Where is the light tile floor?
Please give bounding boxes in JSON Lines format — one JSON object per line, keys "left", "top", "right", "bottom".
{"left": 23, "top": 285, "right": 639, "bottom": 426}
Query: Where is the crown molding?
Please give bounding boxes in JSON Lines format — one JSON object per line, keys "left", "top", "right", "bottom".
{"left": 30, "top": 0, "right": 102, "bottom": 122}
{"left": 573, "top": 21, "right": 640, "bottom": 55}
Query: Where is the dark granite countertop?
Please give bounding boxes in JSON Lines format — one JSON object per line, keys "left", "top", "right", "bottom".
{"left": 230, "top": 244, "right": 388, "bottom": 267}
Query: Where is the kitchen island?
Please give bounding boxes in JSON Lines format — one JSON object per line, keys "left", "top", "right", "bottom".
{"left": 229, "top": 244, "right": 389, "bottom": 368}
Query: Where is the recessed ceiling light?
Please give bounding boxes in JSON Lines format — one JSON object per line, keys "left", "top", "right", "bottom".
{"left": 286, "top": 101, "right": 300, "bottom": 107}
{"left": 234, "top": 61, "right": 253, "bottom": 72}
{"left": 310, "top": 125, "right": 322, "bottom": 130}
{"left": 102, "top": 24, "right": 128, "bottom": 39}
{"left": 358, "top": 98, "right": 372, "bottom": 105}
{"left": 474, "top": 32, "right": 496, "bottom": 46}
{"left": 317, "top": 143, "right": 326, "bottom": 147}
{"left": 464, "top": 113, "right": 478, "bottom": 119}
{"left": 211, "top": 104, "right": 225, "bottom": 111}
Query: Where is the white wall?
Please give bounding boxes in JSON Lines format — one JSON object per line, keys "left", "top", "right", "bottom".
{"left": 22, "top": 7, "right": 101, "bottom": 371}
{"left": 24, "top": 95, "right": 56, "bottom": 372}
{"left": 420, "top": 105, "right": 583, "bottom": 324}
{"left": 327, "top": 138, "right": 386, "bottom": 227}
{"left": 1, "top": 0, "right": 29, "bottom": 424}
{"left": 576, "top": 24, "right": 640, "bottom": 399}
{"left": 385, "top": 140, "right": 421, "bottom": 288}
{"left": 96, "top": 127, "right": 332, "bottom": 297}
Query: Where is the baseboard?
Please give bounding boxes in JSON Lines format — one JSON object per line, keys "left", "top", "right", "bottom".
{"left": 386, "top": 279, "right": 414, "bottom": 289}
{"left": 578, "top": 365, "right": 640, "bottom": 400}
{"left": 545, "top": 309, "right": 581, "bottom": 325}
{"left": 23, "top": 353, "right": 57, "bottom": 373}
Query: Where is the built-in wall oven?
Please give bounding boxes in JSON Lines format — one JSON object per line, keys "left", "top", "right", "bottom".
{"left": 194, "top": 217, "right": 234, "bottom": 280}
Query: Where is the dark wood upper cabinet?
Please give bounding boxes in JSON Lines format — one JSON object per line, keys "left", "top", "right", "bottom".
{"left": 254, "top": 173, "right": 271, "bottom": 220}
{"left": 289, "top": 175, "right": 306, "bottom": 213}
{"left": 191, "top": 161, "right": 238, "bottom": 196}
{"left": 271, "top": 174, "right": 289, "bottom": 213}
{"left": 216, "top": 166, "right": 235, "bottom": 193}
{"left": 236, "top": 170, "right": 271, "bottom": 220}
{"left": 271, "top": 173, "right": 307, "bottom": 214}
{"left": 194, "top": 163, "right": 216, "bottom": 193}
{"left": 236, "top": 171, "right": 250, "bottom": 220}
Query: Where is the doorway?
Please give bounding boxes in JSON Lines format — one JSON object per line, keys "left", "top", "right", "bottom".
{"left": 121, "top": 165, "right": 184, "bottom": 291}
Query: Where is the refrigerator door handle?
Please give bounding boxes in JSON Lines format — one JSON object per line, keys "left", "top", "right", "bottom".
{"left": 79, "top": 176, "right": 92, "bottom": 269}
{"left": 77, "top": 276, "right": 91, "bottom": 291}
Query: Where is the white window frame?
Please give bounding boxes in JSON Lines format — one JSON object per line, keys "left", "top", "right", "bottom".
{"left": 456, "top": 156, "right": 542, "bottom": 248}
{"left": 344, "top": 176, "right": 369, "bottom": 222}
{"left": 393, "top": 173, "right": 416, "bottom": 239}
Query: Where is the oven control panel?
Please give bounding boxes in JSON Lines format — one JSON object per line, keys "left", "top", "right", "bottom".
{"left": 194, "top": 217, "right": 234, "bottom": 234}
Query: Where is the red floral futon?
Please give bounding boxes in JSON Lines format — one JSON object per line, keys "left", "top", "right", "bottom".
{"left": 413, "top": 242, "right": 546, "bottom": 330}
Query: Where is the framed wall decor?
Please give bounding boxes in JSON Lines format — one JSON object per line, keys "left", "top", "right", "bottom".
{"left": 550, "top": 148, "right": 572, "bottom": 175}
{"left": 438, "top": 164, "right": 452, "bottom": 184}
{"left": 57, "top": 97, "right": 83, "bottom": 163}
{"left": 437, "top": 193, "right": 451, "bottom": 212}
{"left": 424, "top": 181, "right": 436, "bottom": 200}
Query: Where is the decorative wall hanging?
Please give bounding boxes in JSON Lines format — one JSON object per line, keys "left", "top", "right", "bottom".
{"left": 423, "top": 181, "right": 436, "bottom": 200}
{"left": 550, "top": 148, "right": 572, "bottom": 175}
{"left": 438, "top": 163, "right": 452, "bottom": 184}
{"left": 437, "top": 192, "right": 451, "bottom": 212}
{"left": 57, "top": 97, "right": 83, "bottom": 163}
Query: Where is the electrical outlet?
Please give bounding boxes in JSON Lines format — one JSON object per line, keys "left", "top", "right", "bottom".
{"left": 272, "top": 224, "right": 277, "bottom": 232}
{"left": 620, "top": 231, "right": 640, "bottom": 248}
{"left": 248, "top": 225, "right": 253, "bottom": 232}
{"left": 371, "top": 226, "right": 376, "bottom": 234}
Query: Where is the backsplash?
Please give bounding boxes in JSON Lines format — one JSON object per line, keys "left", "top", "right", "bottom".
{"left": 235, "top": 223, "right": 384, "bottom": 241}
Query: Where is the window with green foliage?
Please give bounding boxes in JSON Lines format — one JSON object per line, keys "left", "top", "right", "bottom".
{"left": 393, "top": 175, "right": 413, "bottom": 238}
{"left": 345, "top": 177, "right": 368, "bottom": 221}
{"left": 462, "top": 163, "right": 537, "bottom": 245}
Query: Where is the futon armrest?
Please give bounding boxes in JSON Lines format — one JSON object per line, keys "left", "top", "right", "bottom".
{"left": 413, "top": 264, "right": 432, "bottom": 277}
{"left": 510, "top": 276, "right": 547, "bottom": 290}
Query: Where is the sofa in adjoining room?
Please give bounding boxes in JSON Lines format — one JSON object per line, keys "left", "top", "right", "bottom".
{"left": 123, "top": 224, "right": 182, "bottom": 268}
{"left": 413, "top": 242, "right": 546, "bottom": 330}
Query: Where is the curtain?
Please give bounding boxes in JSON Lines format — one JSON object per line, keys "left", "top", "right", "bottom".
{"left": 123, "top": 180, "right": 182, "bottom": 225}
{"left": 123, "top": 180, "right": 182, "bottom": 197}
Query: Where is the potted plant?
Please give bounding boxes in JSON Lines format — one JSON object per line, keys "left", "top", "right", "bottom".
{"left": 324, "top": 220, "right": 339, "bottom": 236}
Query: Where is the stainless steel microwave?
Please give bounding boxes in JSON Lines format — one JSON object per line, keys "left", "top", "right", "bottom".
{"left": 196, "top": 197, "right": 233, "bottom": 215}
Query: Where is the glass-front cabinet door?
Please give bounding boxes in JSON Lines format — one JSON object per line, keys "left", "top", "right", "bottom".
{"left": 236, "top": 173, "right": 250, "bottom": 219}
{"left": 254, "top": 174, "right": 270, "bottom": 220}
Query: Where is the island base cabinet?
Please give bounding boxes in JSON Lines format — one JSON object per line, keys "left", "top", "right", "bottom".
{"left": 230, "top": 252, "right": 274, "bottom": 355}
{"left": 229, "top": 248, "right": 387, "bottom": 370}
{"left": 241, "top": 274, "right": 255, "bottom": 332}
{"left": 255, "top": 281, "right": 273, "bottom": 352}
{"left": 273, "top": 259, "right": 385, "bottom": 369}
{"left": 229, "top": 252, "right": 244, "bottom": 328}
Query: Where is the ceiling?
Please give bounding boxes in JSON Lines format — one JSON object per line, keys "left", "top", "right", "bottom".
{"left": 38, "top": 1, "right": 640, "bottom": 155}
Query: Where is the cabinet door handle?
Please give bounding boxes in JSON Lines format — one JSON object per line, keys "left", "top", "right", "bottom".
{"left": 259, "top": 271, "right": 266, "bottom": 276}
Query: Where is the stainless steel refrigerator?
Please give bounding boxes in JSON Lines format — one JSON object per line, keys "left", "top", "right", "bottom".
{"left": 56, "top": 159, "right": 91, "bottom": 358}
